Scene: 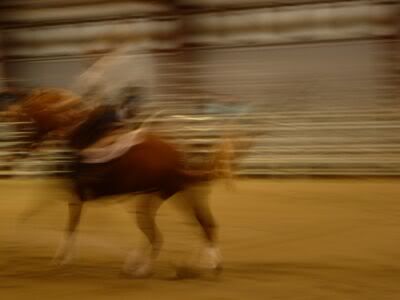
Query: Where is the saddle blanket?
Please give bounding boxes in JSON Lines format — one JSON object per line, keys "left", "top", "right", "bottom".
{"left": 81, "top": 128, "right": 146, "bottom": 164}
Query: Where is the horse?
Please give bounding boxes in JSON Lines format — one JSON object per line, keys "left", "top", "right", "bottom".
{"left": 1, "top": 88, "right": 232, "bottom": 277}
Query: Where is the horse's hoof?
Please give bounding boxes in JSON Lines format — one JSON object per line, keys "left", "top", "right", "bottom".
{"left": 202, "top": 247, "right": 222, "bottom": 270}
{"left": 133, "top": 262, "right": 153, "bottom": 278}
{"left": 52, "top": 252, "right": 74, "bottom": 267}
{"left": 120, "top": 270, "right": 153, "bottom": 279}
{"left": 120, "top": 262, "right": 153, "bottom": 279}
{"left": 52, "top": 257, "right": 67, "bottom": 267}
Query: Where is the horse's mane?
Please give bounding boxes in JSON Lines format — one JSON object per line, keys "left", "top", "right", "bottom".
{"left": 24, "top": 88, "right": 83, "bottom": 110}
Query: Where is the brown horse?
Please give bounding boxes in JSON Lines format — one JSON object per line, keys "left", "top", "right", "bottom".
{"left": 3, "top": 88, "right": 230, "bottom": 277}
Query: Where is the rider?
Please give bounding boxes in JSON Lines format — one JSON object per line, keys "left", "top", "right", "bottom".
{"left": 117, "top": 85, "right": 141, "bottom": 120}
{"left": 70, "top": 85, "right": 142, "bottom": 152}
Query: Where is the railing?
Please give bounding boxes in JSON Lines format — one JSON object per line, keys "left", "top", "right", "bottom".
{"left": 1, "top": 106, "right": 400, "bottom": 177}
{"left": 148, "top": 107, "right": 400, "bottom": 176}
{"left": 0, "top": 121, "right": 73, "bottom": 177}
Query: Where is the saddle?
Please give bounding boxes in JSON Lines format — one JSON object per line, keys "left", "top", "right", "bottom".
{"left": 80, "top": 128, "right": 146, "bottom": 164}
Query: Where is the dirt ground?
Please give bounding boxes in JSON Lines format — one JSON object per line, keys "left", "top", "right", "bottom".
{"left": 0, "top": 178, "right": 400, "bottom": 300}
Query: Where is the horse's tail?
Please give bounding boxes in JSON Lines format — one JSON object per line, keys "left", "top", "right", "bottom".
{"left": 178, "top": 169, "right": 214, "bottom": 184}
{"left": 178, "top": 138, "right": 236, "bottom": 185}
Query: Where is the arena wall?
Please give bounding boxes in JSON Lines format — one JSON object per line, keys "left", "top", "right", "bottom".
{"left": 1, "top": 1, "right": 399, "bottom": 176}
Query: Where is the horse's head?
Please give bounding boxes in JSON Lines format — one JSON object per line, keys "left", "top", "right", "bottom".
{"left": 0, "top": 88, "right": 90, "bottom": 161}
{"left": 0, "top": 88, "right": 93, "bottom": 176}
{"left": 0, "top": 89, "right": 36, "bottom": 140}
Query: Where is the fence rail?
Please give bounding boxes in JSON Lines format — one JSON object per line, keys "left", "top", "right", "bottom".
{"left": 1, "top": 105, "right": 400, "bottom": 177}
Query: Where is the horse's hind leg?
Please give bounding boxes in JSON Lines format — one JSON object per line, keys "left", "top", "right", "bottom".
{"left": 182, "top": 184, "right": 221, "bottom": 272}
{"left": 53, "top": 198, "right": 83, "bottom": 266}
{"left": 123, "top": 195, "right": 163, "bottom": 277}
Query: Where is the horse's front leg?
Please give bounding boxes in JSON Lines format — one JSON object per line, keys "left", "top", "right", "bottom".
{"left": 123, "top": 195, "right": 163, "bottom": 277}
{"left": 53, "top": 199, "right": 83, "bottom": 265}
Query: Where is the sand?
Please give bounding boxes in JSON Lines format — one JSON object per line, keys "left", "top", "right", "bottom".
{"left": 0, "top": 178, "right": 399, "bottom": 300}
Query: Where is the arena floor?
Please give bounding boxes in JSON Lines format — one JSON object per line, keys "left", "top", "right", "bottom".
{"left": 0, "top": 178, "right": 400, "bottom": 300}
